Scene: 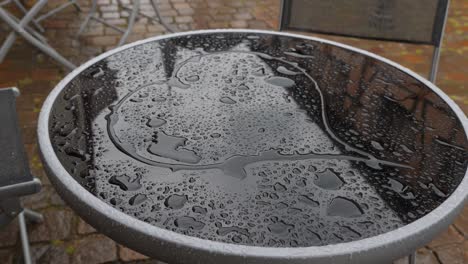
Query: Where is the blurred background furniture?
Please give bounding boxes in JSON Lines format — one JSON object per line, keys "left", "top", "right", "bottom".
{"left": 0, "top": 0, "right": 79, "bottom": 70}
{"left": 78, "top": 0, "right": 176, "bottom": 47}
{"left": 0, "top": 87, "right": 43, "bottom": 264}
{"left": 278, "top": 0, "right": 450, "bottom": 83}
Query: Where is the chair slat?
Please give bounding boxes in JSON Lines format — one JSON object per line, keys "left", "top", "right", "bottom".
{"left": 0, "top": 88, "right": 32, "bottom": 187}
{"left": 279, "top": 0, "right": 449, "bottom": 46}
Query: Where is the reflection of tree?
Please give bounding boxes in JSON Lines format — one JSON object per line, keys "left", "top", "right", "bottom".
{"left": 308, "top": 43, "right": 467, "bottom": 222}
{"left": 160, "top": 39, "right": 178, "bottom": 79}
{"left": 50, "top": 62, "right": 119, "bottom": 193}
{"left": 50, "top": 33, "right": 467, "bottom": 224}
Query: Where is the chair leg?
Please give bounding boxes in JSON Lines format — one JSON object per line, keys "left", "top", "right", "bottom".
{"left": 150, "top": 0, "right": 176, "bottom": 33}
{"left": 409, "top": 251, "right": 416, "bottom": 264}
{"left": 18, "top": 209, "right": 43, "bottom": 264}
{"left": 12, "top": 0, "right": 44, "bottom": 32}
{"left": 0, "top": 5, "right": 76, "bottom": 70}
{"left": 77, "top": 0, "right": 97, "bottom": 36}
{"left": 429, "top": 46, "right": 441, "bottom": 84}
{"left": 18, "top": 211, "right": 33, "bottom": 264}
{"left": 116, "top": 0, "right": 140, "bottom": 46}
{"left": 23, "top": 209, "right": 43, "bottom": 223}
{"left": 69, "top": 0, "right": 81, "bottom": 12}
{"left": 0, "top": 0, "right": 48, "bottom": 62}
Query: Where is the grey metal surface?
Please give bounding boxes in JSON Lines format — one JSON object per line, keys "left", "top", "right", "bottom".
{"left": 429, "top": 0, "right": 450, "bottom": 83}
{"left": 18, "top": 209, "right": 43, "bottom": 264}
{"left": 38, "top": 29, "right": 468, "bottom": 264}
{"left": 18, "top": 211, "right": 32, "bottom": 264}
{"left": 0, "top": 178, "right": 41, "bottom": 199}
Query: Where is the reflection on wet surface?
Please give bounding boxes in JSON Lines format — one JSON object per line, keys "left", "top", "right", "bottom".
{"left": 49, "top": 32, "right": 467, "bottom": 247}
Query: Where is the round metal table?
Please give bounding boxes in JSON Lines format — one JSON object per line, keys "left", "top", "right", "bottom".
{"left": 38, "top": 30, "right": 468, "bottom": 264}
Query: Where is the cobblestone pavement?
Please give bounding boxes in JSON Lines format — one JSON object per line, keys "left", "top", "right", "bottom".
{"left": 0, "top": 0, "right": 467, "bottom": 263}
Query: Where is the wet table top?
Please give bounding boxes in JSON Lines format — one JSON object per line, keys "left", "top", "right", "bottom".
{"left": 47, "top": 31, "right": 468, "bottom": 247}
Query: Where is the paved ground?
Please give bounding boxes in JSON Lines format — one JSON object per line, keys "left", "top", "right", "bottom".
{"left": 0, "top": 0, "right": 467, "bottom": 263}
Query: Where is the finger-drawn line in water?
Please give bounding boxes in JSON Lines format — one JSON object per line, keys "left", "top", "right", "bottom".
{"left": 105, "top": 49, "right": 413, "bottom": 179}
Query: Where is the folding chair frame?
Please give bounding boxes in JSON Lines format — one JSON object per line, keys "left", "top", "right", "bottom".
{"left": 78, "top": 0, "right": 176, "bottom": 47}
{"left": 0, "top": 87, "right": 43, "bottom": 264}
{"left": 0, "top": 0, "right": 79, "bottom": 70}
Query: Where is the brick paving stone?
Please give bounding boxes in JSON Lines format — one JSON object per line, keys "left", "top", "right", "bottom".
{"left": 453, "top": 204, "right": 468, "bottom": 236}
{"left": 434, "top": 244, "right": 464, "bottom": 264}
{"left": 427, "top": 225, "right": 465, "bottom": 249}
{"left": 415, "top": 248, "right": 440, "bottom": 264}
{"left": 234, "top": 12, "right": 253, "bottom": 20}
{"left": 89, "top": 35, "right": 119, "bottom": 46}
{"left": 30, "top": 209, "right": 74, "bottom": 242}
{"left": 49, "top": 190, "right": 67, "bottom": 206}
{"left": 147, "top": 24, "right": 166, "bottom": 33}
{"left": 175, "top": 15, "right": 193, "bottom": 23}
{"left": 21, "top": 185, "right": 51, "bottom": 210}
{"left": 0, "top": 221, "right": 19, "bottom": 247}
{"left": 100, "top": 5, "right": 118, "bottom": 12}
{"left": 77, "top": 218, "right": 96, "bottom": 235}
{"left": 208, "top": 21, "right": 229, "bottom": 28}
{"left": 247, "top": 20, "right": 269, "bottom": 29}
{"left": 31, "top": 242, "right": 70, "bottom": 264}
{"left": 230, "top": 20, "right": 248, "bottom": 28}
{"left": 177, "top": 7, "right": 194, "bottom": 15}
{"left": 173, "top": 2, "right": 191, "bottom": 10}
{"left": 118, "top": 245, "right": 149, "bottom": 261}
{"left": 463, "top": 241, "right": 468, "bottom": 264}
{"left": 71, "top": 234, "right": 117, "bottom": 264}
{"left": 0, "top": 249, "right": 14, "bottom": 264}
{"left": 394, "top": 247, "right": 440, "bottom": 264}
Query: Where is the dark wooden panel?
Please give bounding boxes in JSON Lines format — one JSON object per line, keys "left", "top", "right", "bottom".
{"left": 280, "top": 0, "right": 448, "bottom": 46}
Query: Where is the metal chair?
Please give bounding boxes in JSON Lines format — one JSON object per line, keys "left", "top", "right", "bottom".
{"left": 0, "top": 0, "right": 79, "bottom": 70}
{"left": 278, "top": 0, "right": 450, "bottom": 83}
{"left": 78, "top": 0, "right": 176, "bottom": 47}
{"left": 279, "top": 2, "right": 451, "bottom": 263}
{"left": 0, "top": 87, "right": 43, "bottom": 264}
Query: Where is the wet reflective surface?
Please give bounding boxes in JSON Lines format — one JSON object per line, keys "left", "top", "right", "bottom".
{"left": 49, "top": 32, "right": 468, "bottom": 247}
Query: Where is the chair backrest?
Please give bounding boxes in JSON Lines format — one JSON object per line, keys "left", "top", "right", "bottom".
{"left": 279, "top": 0, "right": 449, "bottom": 47}
{"left": 0, "top": 88, "right": 33, "bottom": 188}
